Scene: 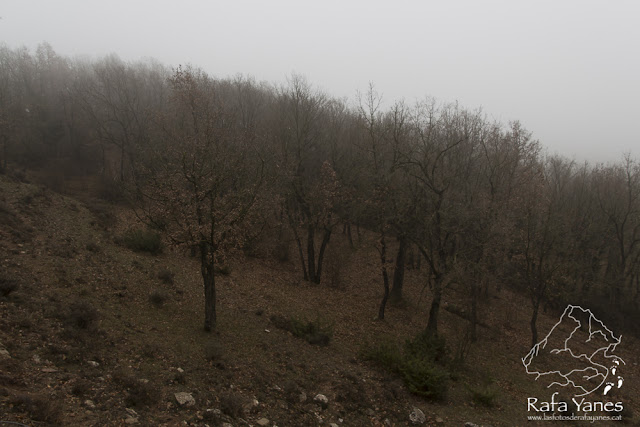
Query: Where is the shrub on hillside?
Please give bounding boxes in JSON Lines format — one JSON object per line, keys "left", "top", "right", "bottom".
{"left": 0, "top": 277, "right": 19, "bottom": 297}
{"left": 157, "top": 268, "right": 175, "bottom": 285}
{"left": 360, "top": 331, "right": 451, "bottom": 401}
{"left": 220, "top": 393, "right": 245, "bottom": 418}
{"left": 204, "top": 340, "right": 224, "bottom": 361}
{"left": 149, "top": 290, "right": 168, "bottom": 307}
{"left": 119, "top": 228, "right": 163, "bottom": 255}
{"left": 9, "top": 393, "right": 62, "bottom": 424}
{"left": 270, "top": 314, "right": 333, "bottom": 346}
{"left": 468, "top": 383, "right": 499, "bottom": 407}
{"left": 66, "top": 300, "right": 99, "bottom": 330}
{"left": 400, "top": 357, "right": 448, "bottom": 400}
{"left": 358, "top": 339, "right": 403, "bottom": 373}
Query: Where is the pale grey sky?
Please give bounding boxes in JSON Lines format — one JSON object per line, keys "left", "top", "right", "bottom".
{"left": 1, "top": 0, "right": 638, "bottom": 163}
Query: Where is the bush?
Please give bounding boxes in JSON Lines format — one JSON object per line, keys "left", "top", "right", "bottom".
{"left": 0, "top": 277, "right": 19, "bottom": 297}
{"left": 400, "top": 357, "right": 448, "bottom": 400}
{"left": 220, "top": 393, "right": 245, "bottom": 418}
{"left": 66, "top": 300, "right": 99, "bottom": 330}
{"left": 157, "top": 269, "right": 175, "bottom": 285}
{"left": 84, "top": 198, "right": 117, "bottom": 229}
{"left": 113, "top": 369, "right": 160, "bottom": 407}
{"left": 215, "top": 264, "right": 232, "bottom": 276}
{"left": 271, "top": 314, "right": 333, "bottom": 346}
{"left": 468, "top": 384, "right": 498, "bottom": 407}
{"left": 85, "top": 241, "right": 101, "bottom": 252}
{"left": 405, "top": 331, "right": 449, "bottom": 364}
{"left": 10, "top": 393, "right": 63, "bottom": 424}
{"left": 204, "top": 340, "right": 224, "bottom": 361}
{"left": 359, "top": 339, "right": 403, "bottom": 373}
{"left": 361, "top": 331, "right": 451, "bottom": 401}
{"left": 125, "top": 381, "right": 160, "bottom": 407}
{"left": 273, "top": 236, "right": 290, "bottom": 263}
{"left": 149, "top": 290, "right": 167, "bottom": 307}
{"left": 119, "top": 228, "right": 163, "bottom": 255}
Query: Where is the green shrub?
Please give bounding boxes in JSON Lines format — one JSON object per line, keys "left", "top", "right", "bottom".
{"left": 468, "top": 384, "right": 498, "bottom": 407}
{"left": 270, "top": 314, "right": 333, "bottom": 346}
{"left": 405, "top": 331, "right": 449, "bottom": 363}
{"left": 359, "top": 340, "right": 403, "bottom": 373}
{"left": 120, "top": 228, "right": 163, "bottom": 255}
{"left": 400, "top": 357, "right": 449, "bottom": 400}
{"left": 361, "top": 331, "right": 451, "bottom": 401}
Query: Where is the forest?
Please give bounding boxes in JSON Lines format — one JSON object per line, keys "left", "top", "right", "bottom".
{"left": 1, "top": 42, "right": 639, "bottom": 345}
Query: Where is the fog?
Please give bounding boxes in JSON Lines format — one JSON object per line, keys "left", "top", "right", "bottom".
{"left": 1, "top": 0, "right": 638, "bottom": 163}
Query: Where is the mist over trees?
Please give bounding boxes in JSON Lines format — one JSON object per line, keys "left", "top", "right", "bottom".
{"left": 1, "top": 43, "right": 639, "bottom": 340}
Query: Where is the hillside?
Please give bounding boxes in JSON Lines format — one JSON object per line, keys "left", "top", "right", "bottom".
{"left": 1, "top": 173, "right": 639, "bottom": 426}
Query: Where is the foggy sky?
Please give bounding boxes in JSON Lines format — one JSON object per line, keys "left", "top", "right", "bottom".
{"left": 1, "top": 0, "right": 638, "bottom": 163}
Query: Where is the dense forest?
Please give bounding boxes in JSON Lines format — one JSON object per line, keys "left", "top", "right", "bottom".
{"left": 1, "top": 42, "right": 639, "bottom": 348}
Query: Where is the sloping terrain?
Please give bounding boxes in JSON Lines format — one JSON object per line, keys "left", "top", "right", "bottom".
{"left": 1, "top": 174, "right": 639, "bottom": 426}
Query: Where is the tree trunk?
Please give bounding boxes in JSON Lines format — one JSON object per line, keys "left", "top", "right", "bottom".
{"left": 120, "top": 142, "right": 125, "bottom": 181}
{"left": 530, "top": 298, "right": 540, "bottom": 348}
{"left": 426, "top": 276, "right": 442, "bottom": 337}
{"left": 390, "top": 237, "right": 407, "bottom": 303}
{"left": 470, "top": 281, "right": 479, "bottom": 342}
{"left": 200, "top": 243, "right": 216, "bottom": 332}
{"left": 315, "top": 228, "right": 332, "bottom": 284}
{"left": 378, "top": 233, "right": 390, "bottom": 320}
{"left": 286, "top": 209, "right": 308, "bottom": 281}
{"left": 307, "top": 225, "right": 316, "bottom": 282}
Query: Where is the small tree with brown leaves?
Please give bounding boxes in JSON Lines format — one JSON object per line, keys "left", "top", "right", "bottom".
{"left": 137, "top": 67, "right": 264, "bottom": 331}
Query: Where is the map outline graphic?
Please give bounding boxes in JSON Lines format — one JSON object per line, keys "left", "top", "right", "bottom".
{"left": 522, "top": 304, "right": 625, "bottom": 397}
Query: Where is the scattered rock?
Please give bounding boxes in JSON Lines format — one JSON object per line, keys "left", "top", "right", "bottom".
{"left": 84, "top": 399, "right": 96, "bottom": 409}
{"left": 330, "top": 423, "right": 339, "bottom": 427}
{"left": 243, "top": 398, "right": 260, "bottom": 412}
{"left": 32, "top": 354, "right": 41, "bottom": 363}
{"left": 177, "top": 367, "right": 184, "bottom": 373}
{"left": 435, "top": 417, "right": 444, "bottom": 423}
{"left": 298, "top": 392, "right": 307, "bottom": 403}
{"left": 256, "top": 418, "right": 270, "bottom": 426}
{"left": 124, "top": 408, "right": 139, "bottom": 424}
{"left": 206, "top": 408, "right": 222, "bottom": 416}
{"left": 314, "top": 394, "right": 328, "bottom": 405}
{"left": 464, "top": 423, "right": 480, "bottom": 427}
{"left": 409, "top": 407, "right": 426, "bottom": 425}
{"left": 221, "top": 423, "right": 233, "bottom": 427}
{"left": 41, "top": 367, "right": 58, "bottom": 373}
{"left": 87, "top": 360, "right": 100, "bottom": 367}
{"left": 0, "top": 348, "right": 9, "bottom": 359}
{"left": 366, "top": 408, "right": 375, "bottom": 417}
{"left": 175, "top": 392, "right": 196, "bottom": 407}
